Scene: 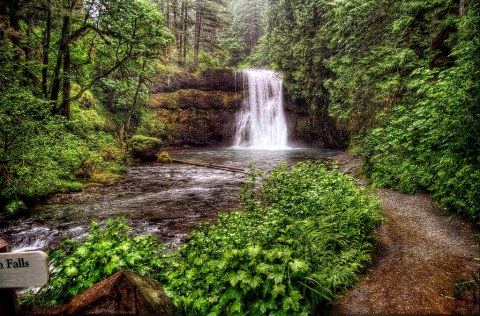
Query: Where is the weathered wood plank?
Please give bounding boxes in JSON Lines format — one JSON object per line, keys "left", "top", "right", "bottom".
{"left": 0, "top": 239, "right": 8, "bottom": 252}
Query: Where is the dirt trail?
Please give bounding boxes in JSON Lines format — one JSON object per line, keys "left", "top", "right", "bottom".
{"left": 331, "top": 153, "right": 480, "bottom": 314}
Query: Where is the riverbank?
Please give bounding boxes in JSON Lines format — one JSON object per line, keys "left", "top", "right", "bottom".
{"left": 330, "top": 153, "right": 480, "bottom": 314}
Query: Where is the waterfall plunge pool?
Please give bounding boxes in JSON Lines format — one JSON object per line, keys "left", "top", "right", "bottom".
{"left": 0, "top": 148, "right": 340, "bottom": 252}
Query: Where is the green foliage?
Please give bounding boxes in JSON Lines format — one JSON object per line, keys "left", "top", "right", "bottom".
{"left": 136, "top": 108, "right": 168, "bottom": 140}
{"left": 0, "top": 82, "right": 126, "bottom": 208}
{"left": 164, "top": 162, "right": 381, "bottom": 314}
{"left": 32, "top": 217, "right": 165, "bottom": 307}
{"left": 198, "top": 52, "right": 221, "bottom": 70}
{"left": 0, "top": 84, "right": 86, "bottom": 201}
{"left": 22, "top": 163, "right": 380, "bottom": 313}
{"left": 359, "top": 2, "right": 480, "bottom": 217}
{"left": 258, "top": 0, "right": 480, "bottom": 217}
{"left": 4, "top": 200, "right": 25, "bottom": 214}
{"left": 0, "top": 0, "right": 173, "bottom": 208}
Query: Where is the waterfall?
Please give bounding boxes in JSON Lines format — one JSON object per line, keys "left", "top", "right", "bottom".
{"left": 232, "top": 69, "right": 289, "bottom": 150}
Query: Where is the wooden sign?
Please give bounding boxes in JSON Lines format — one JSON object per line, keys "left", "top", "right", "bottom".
{"left": 0, "top": 251, "right": 49, "bottom": 288}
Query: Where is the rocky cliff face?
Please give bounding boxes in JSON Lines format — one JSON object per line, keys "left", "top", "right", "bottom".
{"left": 149, "top": 68, "right": 346, "bottom": 148}
{"left": 148, "top": 69, "right": 243, "bottom": 147}
{"left": 284, "top": 96, "right": 349, "bottom": 149}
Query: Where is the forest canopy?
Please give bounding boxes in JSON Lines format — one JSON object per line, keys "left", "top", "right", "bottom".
{"left": 255, "top": 0, "right": 479, "bottom": 218}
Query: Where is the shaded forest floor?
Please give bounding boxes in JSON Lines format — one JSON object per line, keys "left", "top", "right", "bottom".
{"left": 330, "top": 153, "right": 480, "bottom": 314}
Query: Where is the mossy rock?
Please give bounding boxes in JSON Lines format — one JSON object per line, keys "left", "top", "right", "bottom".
{"left": 157, "top": 151, "right": 172, "bottom": 163}
{"left": 128, "top": 135, "right": 163, "bottom": 161}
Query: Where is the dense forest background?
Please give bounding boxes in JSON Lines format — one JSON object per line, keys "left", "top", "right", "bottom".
{"left": 255, "top": 0, "right": 479, "bottom": 217}
{"left": 1, "top": 0, "right": 479, "bottom": 220}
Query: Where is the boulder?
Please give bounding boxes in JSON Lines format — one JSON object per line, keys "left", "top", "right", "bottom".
{"left": 127, "top": 135, "right": 163, "bottom": 161}
{"left": 43, "top": 271, "right": 177, "bottom": 315}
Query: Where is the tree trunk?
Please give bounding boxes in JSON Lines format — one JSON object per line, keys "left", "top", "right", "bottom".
{"left": 194, "top": 0, "right": 203, "bottom": 66}
{"left": 173, "top": 0, "right": 178, "bottom": 43}
{"left": 51, "top": 0, "right": 75, "bottom": 119}
{"left": 182, "top": 1, "right": 188, "bottom": 64}
{"left": 459, "top": 0, "right": 467, "bottom": 16}
{"left": 126, "top": 59, "right": 147, "bottom": 135}
{"left": 42, "top": 3, "right": 52, "bottom": 98}
{"left": 50, "top": 16, "right": 67, "bottom": 105}
{"left": 178, "top": 1, "right": 186, "bottom": 63}
{"left": 61, "top": 36, "right": 71, "bottom": 119}
{"left": 166, "top": 1, "right": 170, "bottom": 27}
{"left": 6, "top": 0, "right": 20, "bottom": 44}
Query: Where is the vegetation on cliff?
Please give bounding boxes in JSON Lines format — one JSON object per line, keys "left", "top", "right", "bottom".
{"left": 256, "top": 0, "right": 479, "bottom": 218}
{"left": 0, "top": 0, "right": 174, "bottom": 211}
{"left": 0, "top": 0, "right": 271, "bottom": 211}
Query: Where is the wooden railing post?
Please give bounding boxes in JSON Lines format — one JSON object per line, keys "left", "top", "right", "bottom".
{"left": 0, "top": 239, "right": 18, "bottom": 315}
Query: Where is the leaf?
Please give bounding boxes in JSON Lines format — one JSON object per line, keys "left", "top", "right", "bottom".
{"left": 289, "top": 259, "right": 309, "bottom": 274}
{"left": 272, "top": 284, "right": 286, "bottom": 299}
{"left": 230, "top": 300, "right": 242, "bottom": 314}
{"left": 64, "top": 266, "right": 78, "bottom": 277}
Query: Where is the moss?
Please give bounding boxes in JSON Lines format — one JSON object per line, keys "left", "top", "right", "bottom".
{"left": 148, "top": 90, "right": 241, "bottom": 110}
{"left": 136, "top": 108, "right": 168, "bottom": 139}
{"left": 147, "top": 94, "right": 178, "bottom": 109}
{"left": 157, "top": 151, "right": 172, "bottom": 163}
{"left": 63, "top": 181, "right": 84, "bottom": 192}
{"left": 128, "top": 135, "right": 163, "bottom": 161}
{"left": 71, "top": 84, "right": 99, "bottom": 109}
{"left": 85, "top": 172, "right": 123, "bottom": 186}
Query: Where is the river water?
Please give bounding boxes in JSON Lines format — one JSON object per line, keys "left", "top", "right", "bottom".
{"left": 0, "top": 148, "right": 338, "bottom": 252}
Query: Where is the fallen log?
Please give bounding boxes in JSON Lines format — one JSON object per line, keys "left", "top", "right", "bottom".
{"left": 172, "top": 159, "right": 247, "bottom": 174}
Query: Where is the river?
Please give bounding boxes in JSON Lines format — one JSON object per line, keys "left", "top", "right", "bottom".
{"left": 0, "top": 148, "right": 338, "bottom": 251}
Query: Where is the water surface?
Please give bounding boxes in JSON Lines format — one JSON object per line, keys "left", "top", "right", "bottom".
{"left": 0, "top": 148, "right": 338, "bottom": 251}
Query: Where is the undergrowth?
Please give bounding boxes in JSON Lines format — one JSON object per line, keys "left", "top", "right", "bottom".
{"left": 163, "top": 162, "right": 381, "bottom": 314}
{"left": 27, "top": 162, "right": 381, "bottom": 314}
{"left": 26, "top": 217, "right": 166, "bottom": 307}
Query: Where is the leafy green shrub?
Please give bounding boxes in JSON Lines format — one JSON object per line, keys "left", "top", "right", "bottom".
{"left": 32, "top": 217, "right": 166, "bottom": 307}
{"left": 198, "top": 52, "right": 221, "bottom": 70}
{"left": 136, "top": 108, "right": 168, "bottom": 140}
{"left": 359, "top": 0, "right": 480, "bottom": 217}
{"left": 1, "top": 117, "right": 89, "bottom": 200}
{"left": 4, "top": 199, "right": 26, "bottom": 214}
{"left": 164, "top": 162, "right": 381, "bottom": 314}
{"left": 0, "top": 82, "right": 127, "bottom": 209}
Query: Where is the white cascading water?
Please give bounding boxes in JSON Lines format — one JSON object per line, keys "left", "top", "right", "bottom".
{"left": 232, "top": 69, "right": 289, "bottom": 150}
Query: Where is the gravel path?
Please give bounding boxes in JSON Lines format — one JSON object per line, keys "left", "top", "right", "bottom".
{"left": 330, "top": 153, "right": 480, "bottom": 314}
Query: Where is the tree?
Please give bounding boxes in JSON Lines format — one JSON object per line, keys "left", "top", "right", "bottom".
{"left": 0, "top": 0, "right": 173, "bottom": 207}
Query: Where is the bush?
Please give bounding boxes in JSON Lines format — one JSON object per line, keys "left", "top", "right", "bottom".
{"left": 359, "top": 65, "right": 480, "bottom": 218}
{"left": 24, "top": 163, "right": 381, "bottom": 314}
{"left": 31, "top": 217, "right": 166, "bottom": 307}
{"left": 0, "top": 83, "right": 127, "bottom": 210}
{"left": 136, "top": 108, "right": 168, "bottom": 140}
{"left": 163, "top": 162, "right": 381, "bottom": 314}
